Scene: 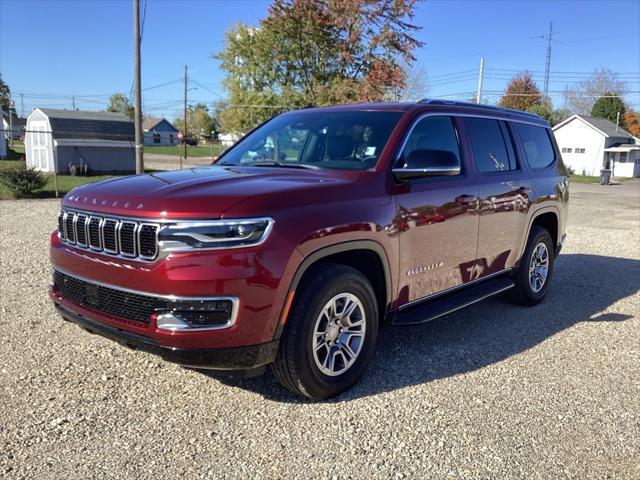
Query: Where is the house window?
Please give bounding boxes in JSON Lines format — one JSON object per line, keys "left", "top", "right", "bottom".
{"left": 566, "top": 148, "right": 572, "bottom": 153}
{"left": 561, "top": 147, "right": 567, "bottom": 153}
{"left": 619, "top": 152, "right": 627, "bottom": 163}
{"left": 153, "top": 133, "right": 160, "bottom": 144}
{"left": 580, "top": 148, "right": 586, "bottom": 153}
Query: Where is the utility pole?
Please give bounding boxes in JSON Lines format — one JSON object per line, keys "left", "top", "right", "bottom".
{"left": 72, "top": 96, "right": 76, "bottom": 110}
{"left": 475, "top": 57, "right": 485, "bottom": 104}
{"left": 20, "top": 93, "right": 24, "bottom": 117}
{"left": 133, "top": 0, "right": 144, "bottom": 174}
{"left": 543, "top": 21, "right": 553, "bottom": 99}
{"left": 182, "top": 64, "right": 188, "bottom": 169}
{"left": 8, "top": 99, "right": 14, "bottom": 147}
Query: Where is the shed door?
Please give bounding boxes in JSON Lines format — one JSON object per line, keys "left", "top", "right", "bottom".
{"left": 30, "top": 121, "right": 51, "bottom": 171}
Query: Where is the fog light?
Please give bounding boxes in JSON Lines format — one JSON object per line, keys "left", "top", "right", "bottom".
{"left": 156, "top": 298, "right": 238, "bottom": 331}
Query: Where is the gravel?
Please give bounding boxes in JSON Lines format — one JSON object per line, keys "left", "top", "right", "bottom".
{"left": 1, "top": 181, "right": 639, "bottom": 479}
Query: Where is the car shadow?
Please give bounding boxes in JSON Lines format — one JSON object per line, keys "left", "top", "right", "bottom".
{"left": 200, "top": 254, "right": 639, "bottom": 403}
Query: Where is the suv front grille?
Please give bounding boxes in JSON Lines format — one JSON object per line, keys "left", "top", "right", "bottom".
{"left": 53, "top": 270, "right": 157, "bottom": 324}
{"left": 58, "top": 209, "right": 159, "bottom": 261}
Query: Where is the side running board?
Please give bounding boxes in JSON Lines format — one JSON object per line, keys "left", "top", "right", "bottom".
{"left": 393, "top": 277, "right": 515, "bottom": 326}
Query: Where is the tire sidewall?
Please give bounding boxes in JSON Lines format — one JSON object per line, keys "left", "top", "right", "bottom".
{"left": 292, "top": 269, "right": 378, "bottom": 399}
{"left": 519, "top": 227, "right": 554, "bottom": 303}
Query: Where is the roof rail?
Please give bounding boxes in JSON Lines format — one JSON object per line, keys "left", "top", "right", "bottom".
{"left": 417, "top": 98, "right": 542, "bottom": 119}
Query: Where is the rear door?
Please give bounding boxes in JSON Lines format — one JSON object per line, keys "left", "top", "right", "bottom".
{"left": 462, "top": 117, "right": 533, "bottom": 279}
{"left": 393, "top": 115, "right": 479, "bottom": 304}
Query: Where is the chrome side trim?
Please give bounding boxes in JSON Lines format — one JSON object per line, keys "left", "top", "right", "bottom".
{"left": 398, "top": 269, "right": 513, "bottom": 310}
{"left": 53, "top": 267, "right": 240, "bottom": 331}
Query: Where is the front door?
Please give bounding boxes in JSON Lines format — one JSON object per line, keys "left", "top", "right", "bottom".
{"left": 462, "top": 117, "right": 533, "bottom": 279}
{"left": 394, "top": 115, "right": 479, "bottom": 305}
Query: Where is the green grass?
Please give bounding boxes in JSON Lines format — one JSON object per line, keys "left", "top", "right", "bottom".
{"left": 144, "top": 144, "right": 225, "bottom": 157}
{"left": 0, "top": 160, "right": 118, "bottom": 200}
{"left": 569, "top": 174, "right": 601, "bottom": 184}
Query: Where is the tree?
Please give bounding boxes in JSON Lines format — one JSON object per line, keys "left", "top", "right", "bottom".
{"left": 395, "top": 62, "right": 429, "bottom": 101}
{"left": 498, "top": 71, "right": 543, "bottom": 111}
{"left": 174, "top": 103, "right": 216, "bottom": 141}
{"left": 526, "top": 104, "right": 571, "bottom": 126}
{"left": 590, "top": 93, "right": 626, "bottom": 125}
{"left": 623, "top": 111, "right": 640, "bottom": 137}
{"left": 564, "top": 68, "right": 627, "bottom": 115}
{"left": 106, "top": 93, "right": 134, "bottom": 119}
{"left": 0, "top": 74, "right": 15, "bottom": 114}
{"left": 214, "top": 0, "right": 423, "bottom": 131}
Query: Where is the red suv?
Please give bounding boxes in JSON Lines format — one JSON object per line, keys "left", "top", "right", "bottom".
{"left": 50, "top": 100, "right": 568, "bottom": 399}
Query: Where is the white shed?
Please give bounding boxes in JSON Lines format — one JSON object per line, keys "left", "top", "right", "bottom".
{"left": 25, "top": 108, "right": 135, "bottom": 173}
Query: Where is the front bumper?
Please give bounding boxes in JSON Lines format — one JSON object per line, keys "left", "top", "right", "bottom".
{"left": 53, "top": 301, "right": 279, "bottom": 370}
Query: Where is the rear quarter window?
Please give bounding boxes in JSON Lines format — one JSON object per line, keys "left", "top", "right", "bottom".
{"left": 513, "top": 123, "right": 556, "bottom": 170}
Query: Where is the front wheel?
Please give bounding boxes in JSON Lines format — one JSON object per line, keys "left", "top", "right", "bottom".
{"left": 272, "top": 264, "right": 379, "bottom": 400}
{"left": 510, "top": 225, "right": 555, "bottom": 306}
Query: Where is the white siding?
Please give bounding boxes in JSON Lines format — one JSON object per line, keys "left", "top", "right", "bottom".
{"left": 553, "top": 118, "right": 605, "bottom": 176}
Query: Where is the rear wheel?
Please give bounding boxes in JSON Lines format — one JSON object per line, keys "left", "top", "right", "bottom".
{"left": 510, "top": 225, "right": 555, "bottom": 306}
{"left": 272, "top": 264, "right": 378, "bottom": 400}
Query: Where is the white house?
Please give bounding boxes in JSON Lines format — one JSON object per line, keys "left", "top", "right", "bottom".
{"left": 2, "top": 109, "right": 26, "bottom": 141}
{"left": 553, "top": 114, "right": 640, "bottom": 177}
{"left": 218, "top": 132, "right": 244, "bottom": 147}
{"left": 25, "top": 108, "right": 135, "bottom": 173}
{"left": 0, "top": 107, "right": 6, "bottom": 159}
{"left": 142, "top": 117, "right": 179, "bottom": 146}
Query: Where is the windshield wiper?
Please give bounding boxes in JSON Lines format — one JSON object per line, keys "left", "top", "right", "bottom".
{"left": 249, "top": 161, "right": 320, "bottom": 170}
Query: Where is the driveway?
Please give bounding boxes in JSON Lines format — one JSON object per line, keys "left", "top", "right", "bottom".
{"left": 0, "top": 182, "right": 638, "bottom": 478}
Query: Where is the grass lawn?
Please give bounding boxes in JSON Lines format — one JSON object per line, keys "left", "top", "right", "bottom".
{"left": 569, "top": 174, "right": 631, "bottom": 184}
{"left": 145, "top": 144, "right": 225, "bottom": 157}
{"left": 0, "top": 160, "right": 118, "bottom": 200}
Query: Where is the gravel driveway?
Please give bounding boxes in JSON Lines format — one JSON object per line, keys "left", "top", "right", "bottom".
{"left": 1, "top": 181, "right": 639, "bottom": 479}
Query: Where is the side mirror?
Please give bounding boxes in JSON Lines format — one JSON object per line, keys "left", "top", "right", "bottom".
{"left": 393, "top": 149, "right": 461, "bottom": 181}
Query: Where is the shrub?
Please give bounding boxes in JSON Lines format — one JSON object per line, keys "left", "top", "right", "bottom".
{"left": 0, "top": 167, "right": 47, "bottom": 198}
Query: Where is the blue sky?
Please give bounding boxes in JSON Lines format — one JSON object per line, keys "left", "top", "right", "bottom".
{"left": 1, "top": 0, "right": 638, "bottom": 119}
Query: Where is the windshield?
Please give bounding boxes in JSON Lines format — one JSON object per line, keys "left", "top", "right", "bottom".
{"left": 216, "top": 110, "right": 403, "bottom": 171}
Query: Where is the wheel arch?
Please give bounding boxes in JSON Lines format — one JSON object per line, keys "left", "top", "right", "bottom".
{"left": 523, "top": 208, "right": 560, "bottom": 256}
{"left": 274, "top": 240, "right": 392, "bottom": 339}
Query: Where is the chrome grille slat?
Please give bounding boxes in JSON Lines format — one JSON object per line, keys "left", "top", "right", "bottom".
{"left": 75, "top": 214, "right": 88, "bottom": 246}
{"left": 57, "top": 209, "right": 159, "bottom": 261}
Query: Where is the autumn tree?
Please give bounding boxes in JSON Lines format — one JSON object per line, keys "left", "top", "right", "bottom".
{"left": 107, "top": 93, "right": 134, "bottom": 119}
{"left": 498, "top": 71, "right": 543, "bottom": 111}
{"left": 564, "top": 68, "right": 627, "bottom": 115}
{"left": 591, "top": 93, "right": 626, "bottom": 125}
{"left": 214, "top": 0, "right": 423, "bottom": 132}
{"left": 623, "top": 110, "right": 640, "bottom": 137}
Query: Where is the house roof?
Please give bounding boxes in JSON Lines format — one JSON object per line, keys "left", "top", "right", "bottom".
{"left": 553, "top": 114, "right": 635, "bottom": 140}
{"left": 35, "top": 108, "right": 134, "bottom": 141}
{"left": 142, "top": 117, "right": 178, "bottom": 132}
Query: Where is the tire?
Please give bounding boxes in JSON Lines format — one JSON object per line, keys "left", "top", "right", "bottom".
{"left": 272, "top": 263, "right": 379, "bottom": 400}
{"left": 510, "top": 225, "right": 555, "bottom": 306}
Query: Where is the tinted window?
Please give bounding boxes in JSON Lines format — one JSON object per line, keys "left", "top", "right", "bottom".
{"left": 217, "top": 111, "right": 402, "bottom": 171}
{"left": 514, "top": 123, "right": 556, "bottom": 169}
{"left": 397, "top": 116, "right": 461, "bottom": 172}
{"left": 466, "top": 118, "right": 517, "bottom": 173}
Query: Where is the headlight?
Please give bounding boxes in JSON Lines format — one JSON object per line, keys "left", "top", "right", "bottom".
{"left": 158, "top": 217, "right": 274, "bottom": 251}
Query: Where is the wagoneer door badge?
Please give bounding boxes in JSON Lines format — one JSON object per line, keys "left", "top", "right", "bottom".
{"left": 406, "top": 262, "right": 444, "bottom": 276}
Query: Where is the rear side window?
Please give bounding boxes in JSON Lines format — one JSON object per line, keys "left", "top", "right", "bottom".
{"left": 465, "top": 118, "right": 517, "bottom": 173}
{"left": 397, "top": 116, "right": 461, "bottom": 172}
{"left": 513, "top": 124, "right": 556, "bottom": 169}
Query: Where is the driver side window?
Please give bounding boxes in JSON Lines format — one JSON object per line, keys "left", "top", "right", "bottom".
{"left": 398, "top": 116, "right": 462, "bottom": 174}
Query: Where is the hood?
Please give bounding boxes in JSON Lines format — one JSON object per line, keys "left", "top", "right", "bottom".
{"left": 62, "top": 166, "right": 360, "bottom": 219}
